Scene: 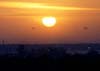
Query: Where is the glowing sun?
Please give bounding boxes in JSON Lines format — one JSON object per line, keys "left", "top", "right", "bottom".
{"left": 42, "top": 16, "right": 56, "bottom": 27}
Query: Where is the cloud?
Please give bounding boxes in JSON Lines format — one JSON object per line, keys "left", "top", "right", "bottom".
{"left": 0, "top": 1, "right": 100, "bottom": 16}
{"left": 0, "top": 1, "right": 99, "bottom": 10}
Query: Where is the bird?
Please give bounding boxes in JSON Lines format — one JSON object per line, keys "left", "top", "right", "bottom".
{"left": 83, "top": 26, "right": 88, "bottom": 30}
{"left": 32, "top": 27, "right": 35, "bottom": 29}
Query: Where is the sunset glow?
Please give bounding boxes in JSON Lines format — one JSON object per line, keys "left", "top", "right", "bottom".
{"left": 0, "top": 1, "right": 99, "bottom": 11}
{"left": 0, "top": 0, "right": 100, "bottom": 44}
{"left": 42, "top": 17, "right": 56, "bottom": 27}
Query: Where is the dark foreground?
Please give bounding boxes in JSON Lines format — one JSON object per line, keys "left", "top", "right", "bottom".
{"left": 0, "top": 54, "right": 100, "bottom": 70}
{"left": 0, "top": 44, "right": 100, "bottom": 70}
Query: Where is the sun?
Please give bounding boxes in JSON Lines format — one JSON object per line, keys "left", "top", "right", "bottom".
{"left": 42, "top": 16, "right": 56, "bottom": 27}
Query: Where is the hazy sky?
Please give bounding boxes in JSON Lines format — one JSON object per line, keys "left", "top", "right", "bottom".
{"left": 0, "top": 0, "right": 100, "bottom": 44}
{"left": 0, "top": 0, "right": 100, "bottom": 8}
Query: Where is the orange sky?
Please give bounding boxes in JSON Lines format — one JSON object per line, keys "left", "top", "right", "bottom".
{"left": 0, "top": 0, "right": 100, "bottom": 8}
{"left": 0, "top": 0, "right": 100, "bottom": 44}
